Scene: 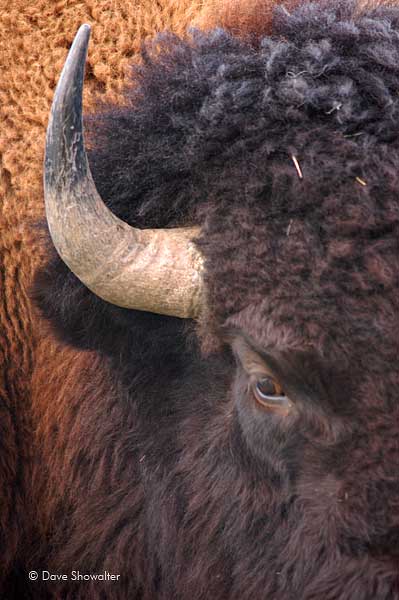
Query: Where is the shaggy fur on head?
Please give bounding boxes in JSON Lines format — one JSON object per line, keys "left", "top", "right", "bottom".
{"left": 32, "top": 0, "right": 399, "bottom": 598}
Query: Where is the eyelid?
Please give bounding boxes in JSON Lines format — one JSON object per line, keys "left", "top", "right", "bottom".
{"left": 232, "top": 337, "right": 276, "bottom": 379}
{"left": 254, "top": 393, "right": 293, "bottom": 415}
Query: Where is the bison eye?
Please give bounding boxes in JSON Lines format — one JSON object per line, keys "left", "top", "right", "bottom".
{"left": 252, "top": 377, "right": 286, "bottom": 408}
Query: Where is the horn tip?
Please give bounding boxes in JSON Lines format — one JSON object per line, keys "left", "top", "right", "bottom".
{"left": 78, "top": 23, "right": 91, "bottom": 35}
{"left": 75, "top": 23, "right": 91, "bottom": 45}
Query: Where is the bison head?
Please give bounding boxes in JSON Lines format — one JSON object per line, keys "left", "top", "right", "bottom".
{"left": 36, "top": 1, "right": 399, "bottom": 598}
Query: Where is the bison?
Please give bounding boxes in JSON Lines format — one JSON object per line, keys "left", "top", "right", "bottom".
{"left": 5, "top": 0, "right": 399, "bottom": 597}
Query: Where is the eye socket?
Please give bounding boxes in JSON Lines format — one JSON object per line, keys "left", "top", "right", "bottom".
{"left": 252, "top": 376, "right": 287, "bottom": 409}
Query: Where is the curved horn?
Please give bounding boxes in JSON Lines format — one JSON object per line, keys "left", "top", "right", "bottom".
{"left": 44, "top": 24, "right": 204, "bottom": 319}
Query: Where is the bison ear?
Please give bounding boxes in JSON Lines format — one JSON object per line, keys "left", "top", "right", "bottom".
{"left": 194, "top": 0, "right": 298, "bottom": 42}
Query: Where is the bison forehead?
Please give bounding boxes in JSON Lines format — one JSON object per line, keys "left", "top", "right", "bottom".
{"left": 197, "top": 139, "right": 399, "bottom": 361}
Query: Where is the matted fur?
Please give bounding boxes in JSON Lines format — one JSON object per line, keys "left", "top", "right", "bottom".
{"left": 29, "top": 1, "right": 399, "bottom": 598}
